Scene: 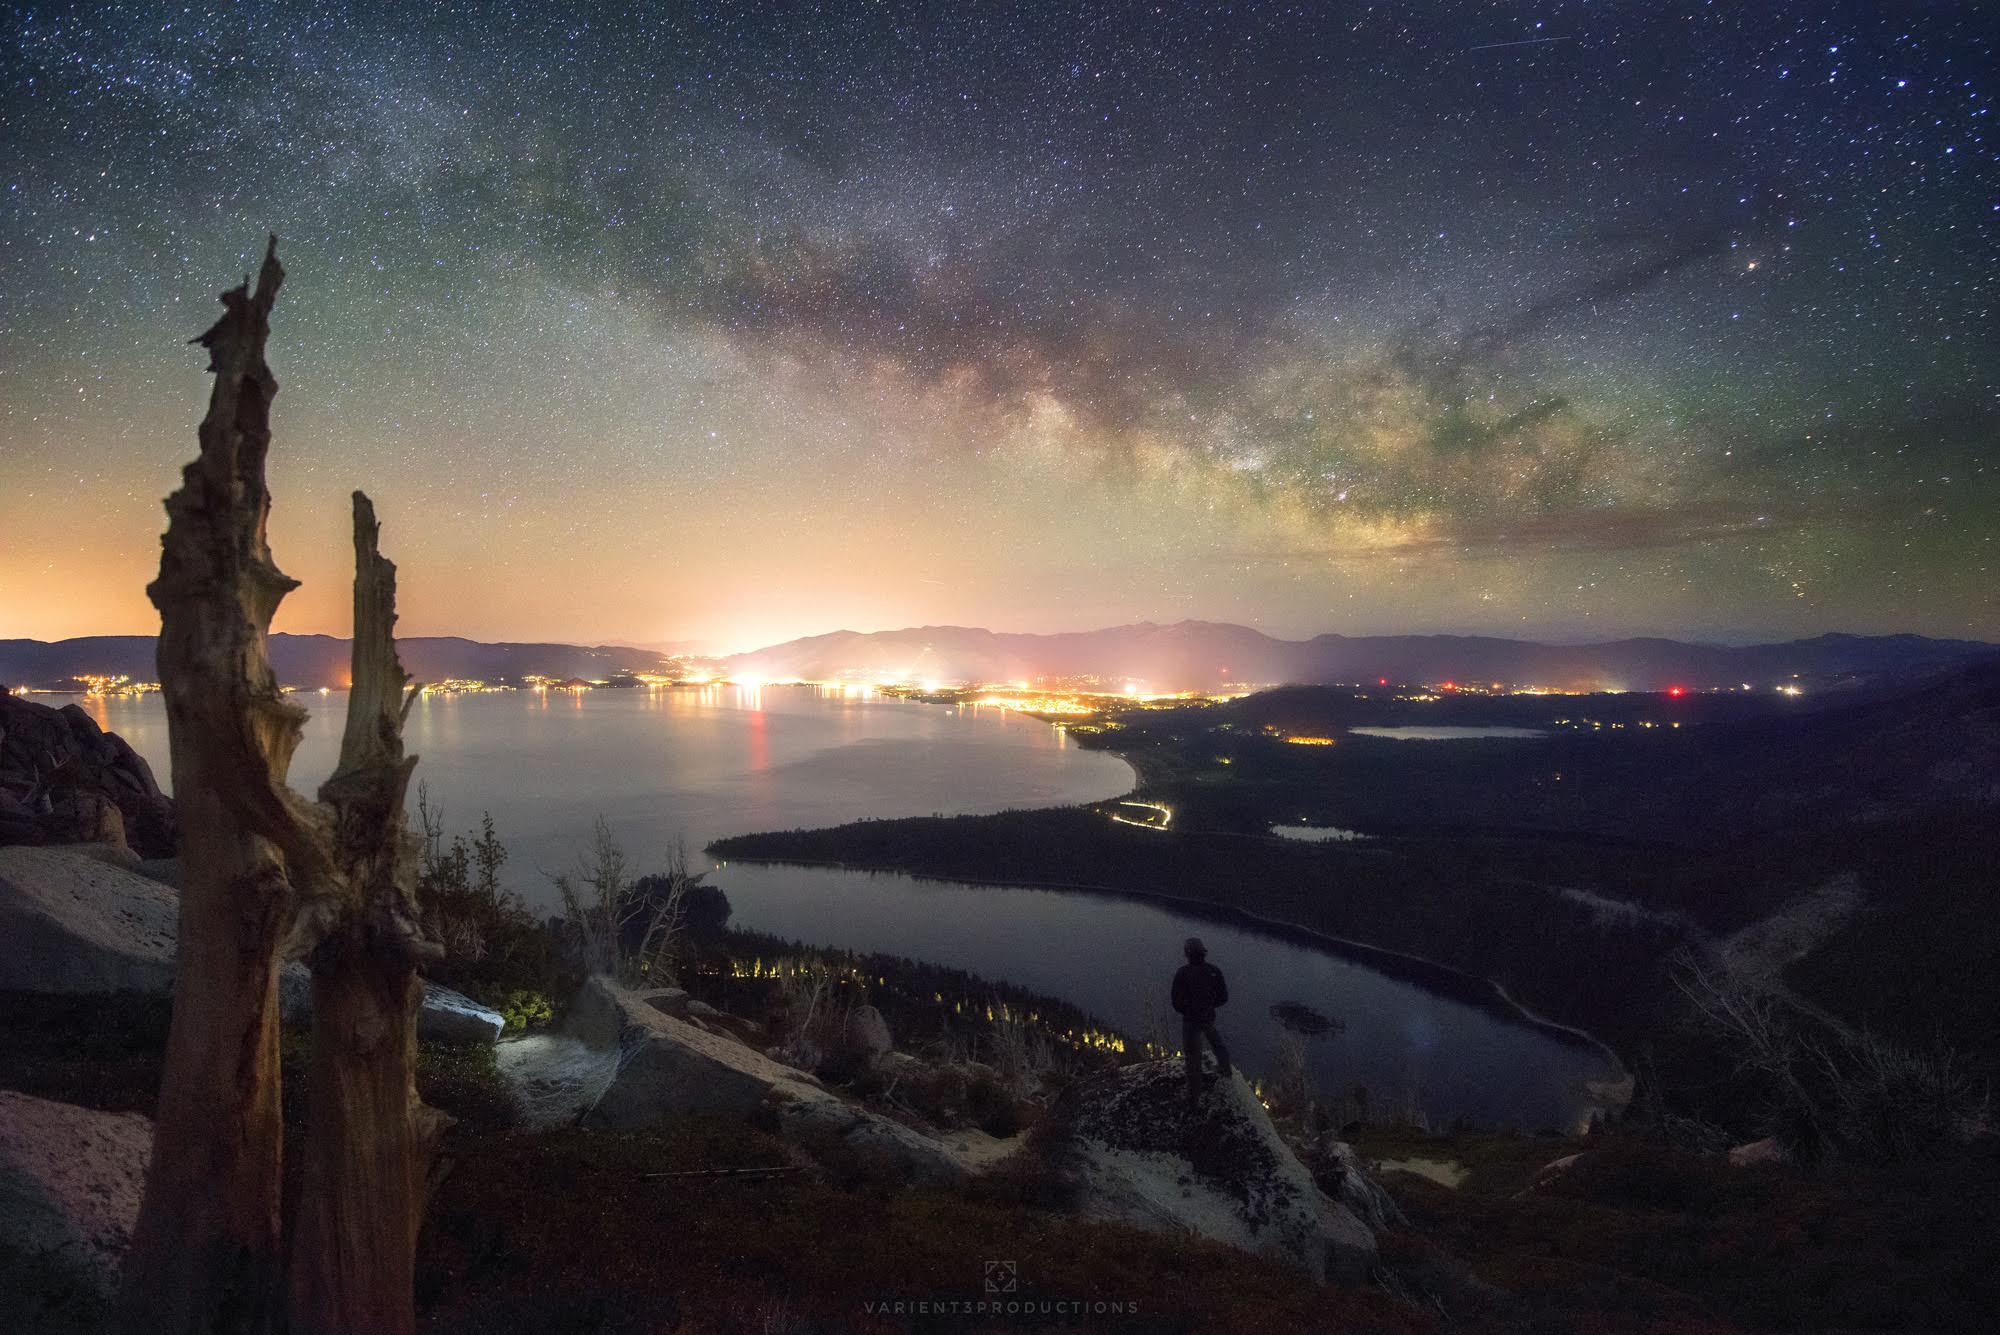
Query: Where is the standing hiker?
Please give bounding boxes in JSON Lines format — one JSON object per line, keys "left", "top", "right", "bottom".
{"left": 1170, "top": 936, "right": 1232, "bottom": 1106}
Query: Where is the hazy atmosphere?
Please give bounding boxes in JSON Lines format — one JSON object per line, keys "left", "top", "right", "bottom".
{"left": 6, "top": 7, "right": 2000, "bottom": 1334}
{"left": 5, "top": 1, "right": 1995, "bottom": 647}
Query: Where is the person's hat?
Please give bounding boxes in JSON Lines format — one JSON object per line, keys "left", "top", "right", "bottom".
{"left": 1183, "top": 936, "right": 1206, "bottom": 958}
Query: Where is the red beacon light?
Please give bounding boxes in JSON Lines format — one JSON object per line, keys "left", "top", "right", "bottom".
{"left": 1667, "top": 686, "right": 1686, "bottom": 698}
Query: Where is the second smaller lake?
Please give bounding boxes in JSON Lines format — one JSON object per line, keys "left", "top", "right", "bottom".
{"left": 718, "top": 861, "right": 1628, "bottom": 1133}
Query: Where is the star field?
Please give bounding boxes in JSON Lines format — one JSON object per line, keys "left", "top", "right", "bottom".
{"left": 1, "top": 1, "right": 1995, "bottom": 647}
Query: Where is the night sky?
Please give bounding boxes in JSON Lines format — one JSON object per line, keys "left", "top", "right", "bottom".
{"left": 2, "top": 2, "right": 1995, "bottom": 649}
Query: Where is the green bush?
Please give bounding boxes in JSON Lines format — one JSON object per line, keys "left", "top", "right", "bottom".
{"left": 498, "top": 990, "right": 554, "bottom": 1032}
{"left": 414, "top": 799, "right": 580, "bottom": 1015}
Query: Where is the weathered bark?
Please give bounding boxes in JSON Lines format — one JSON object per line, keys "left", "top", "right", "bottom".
{"left": 120, "top": 236, "right": 302, "bottom": 1335}
{"left": 286, "top": 957, "right": 442, "bottom": 1335}
{"left": 286, "top": 495, "right": 443, "bottom": 1335}
{"left": 119, "top": 239, "right": 440, "bottom": 1335}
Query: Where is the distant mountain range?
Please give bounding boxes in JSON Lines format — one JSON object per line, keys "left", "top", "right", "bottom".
{"left": 0, "top": 635, "right": 677, "bottom": 690}
{"left": 722, "top": 622, "right": 2000, "bottom": 692}
{"left": 5, "top": 622, "right": 1995, "bottom": 692}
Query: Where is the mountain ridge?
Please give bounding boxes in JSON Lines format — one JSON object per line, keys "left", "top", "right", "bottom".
{"left": 0, "top": 635, "right": 676, "bottom": 690}
{"left": 723, "top": 622, "right": 2000, "bottom": 691}
{"left": 5, "top": 623, "right": 1995, "bottom": 692}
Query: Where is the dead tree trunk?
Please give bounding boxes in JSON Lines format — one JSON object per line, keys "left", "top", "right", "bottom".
{"left": 121, "top": 236, "right": 305, "bottom": 1335}
{"left": 286, "top": 494, "right": 443, "bottom": 1335}
{"left": 118, "top": 238, "right": 441, "bottom": 1335}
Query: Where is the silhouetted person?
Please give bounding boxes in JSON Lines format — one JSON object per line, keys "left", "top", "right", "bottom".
{"left": 1171, "top": 936, "right": 1231, "bottom": 1106}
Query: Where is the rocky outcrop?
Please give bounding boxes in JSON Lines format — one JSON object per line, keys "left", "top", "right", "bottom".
{"left": 0, "top": 1092, "right": 151, "bottom": 1335}
{"left": 569, "top": 975, "right": 831, "bottom": 1125}
{"left": 0, "top": 845, "right": 179, "bottom": 995}
{"left": 841, "top": 1004, "right": 894, "bottom": 1070}
{"left": 0, "top": 691, "right": 175, "bottom": 858}
{"left": 1303, "top": 1135, "right": 1408, "bottom": 1231}
{"left": 411, "top": 983, "right": 506, "bottom": 1044}
{"left": 277, "top": 964, "right": 508, "bottom": 1045}
{"left": 495, "top": 1033, "right": 623, "bottom": 1128}
{"left": 689, "top": 999, "right": 766, "bottom": 1047}
{"left": 561, "top": 976, "right": 969, "bottom": 1182}
{"left": 772, "top": 1093, "right": 968, "bottom": 1184}
{"left": 626, "top": 987, "right": 765, "bottom": 1045}
{"left": 0, "top": 845, "right": 504, "bottom": 1043}
{"left": 1046, "top": 1060, "right": 1377, "bottom": 1283}
{"left": 637, "top": 986, "right": 693, "bottom": 1018}
{"left": 1728, "top": 1137, "right": 1788, "bottom": 1167}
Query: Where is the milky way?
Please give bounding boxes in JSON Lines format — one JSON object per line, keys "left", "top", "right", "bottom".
{"left": 2, "top": 1, "right": 1994, "bottom": 647}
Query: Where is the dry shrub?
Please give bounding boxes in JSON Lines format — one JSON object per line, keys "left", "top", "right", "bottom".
{"left": 1674, "top": 949, "right": 1990, "bottom": 1163}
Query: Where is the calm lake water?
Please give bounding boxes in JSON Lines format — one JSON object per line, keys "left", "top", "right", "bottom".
{"left": 87, "top": 684, "right": 1622, "bottom": 1130}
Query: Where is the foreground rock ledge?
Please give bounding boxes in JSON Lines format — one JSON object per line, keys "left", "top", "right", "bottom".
{"left": 1046, "top": 1060, "right": 1379, "bottom": 1283}
{"left": 0, "top": 1091, "right": 151, "bottom": 1335}
{"left": 562, "top": 975, "right": 971, "bottom": 1183}
{"left": 0, "top": 845, "right": 503, "bottom": 1043}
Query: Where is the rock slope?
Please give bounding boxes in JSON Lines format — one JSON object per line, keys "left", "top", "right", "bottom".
{"left": 553, "top": 976, "right": 970, "bottom": 1183}
{"left": 0, "top": 845, "right": 502, "bottom": 1043}
{"left": 0, "top": 1091, "right": 152, "bottom": 1335}
{"left": 1047, "top": 1060, "right": 1377, "bottom": 1282}
{"left": 0, "top": 845, "right": 178, "bottom": 995}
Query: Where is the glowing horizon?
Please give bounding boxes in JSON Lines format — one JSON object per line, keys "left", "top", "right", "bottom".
{"left": 3, "top": 6, "right": 1994, "bottom": 648}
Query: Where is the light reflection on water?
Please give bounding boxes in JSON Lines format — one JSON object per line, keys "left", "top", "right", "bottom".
{"left": 94, "top": 684, "right": 1128, "bottom": 886}
{"left": 91, "top": 684, "right": 1621, "bottom": 1129}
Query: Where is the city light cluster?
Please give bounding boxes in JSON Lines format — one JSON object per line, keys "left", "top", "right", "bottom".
{"left": 969, "top": 693, "right": 1099, "bottom": 715}
{"left": 71, "top": 674, "right": 160, "bottom": 697}
{"left": 417, "top": 678, "right": 512, "bottom": 695}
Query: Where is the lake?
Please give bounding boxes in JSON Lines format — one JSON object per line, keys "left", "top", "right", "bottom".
{"left": 84, "top": 684, "right": 1624, "bottom": 1130}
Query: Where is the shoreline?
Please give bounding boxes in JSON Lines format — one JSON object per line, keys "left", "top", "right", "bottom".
{"left": 1004, "top": 707, "right": 1646, "bottom": 1087}
{"left": 928, "top": 703, "right": 1637, "bottom": 1076}
{"left": 708, "top": 848, "right": 1634, "bottom": 1109}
